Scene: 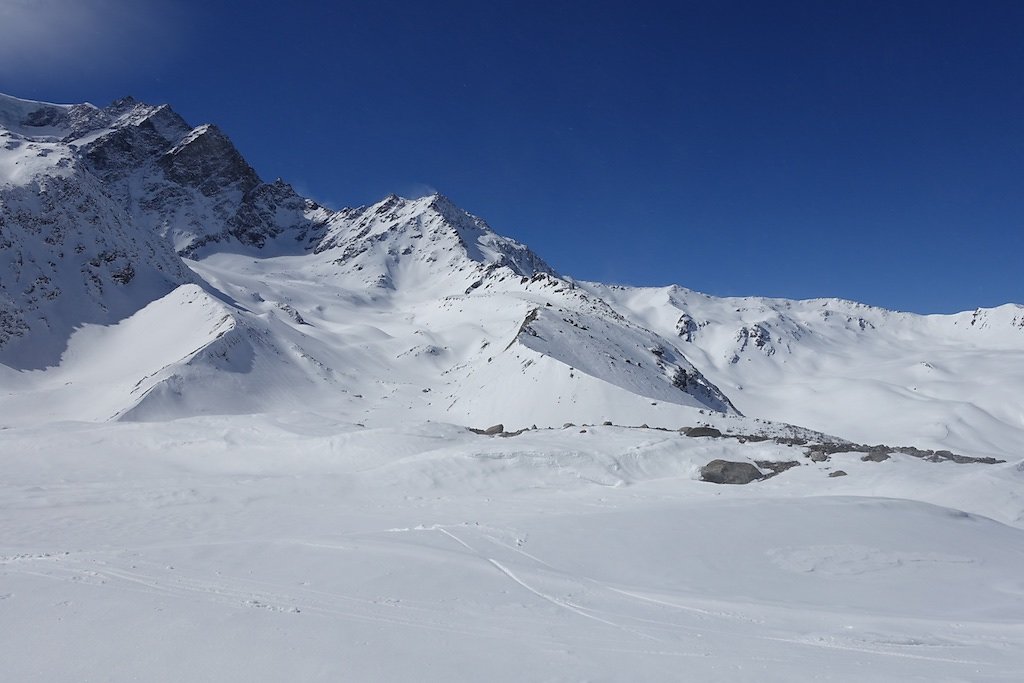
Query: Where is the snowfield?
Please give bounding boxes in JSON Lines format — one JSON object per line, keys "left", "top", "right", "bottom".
{"left": 2, "top": 417, "right": 1024, "bottom": 682}
{"left": 2, "top": 92, "right": 1023, "bottom": 680}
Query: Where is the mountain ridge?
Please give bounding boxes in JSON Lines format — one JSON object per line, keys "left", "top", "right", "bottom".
{"left": 1, "top": 92, "right": 1021, "bottom": 458}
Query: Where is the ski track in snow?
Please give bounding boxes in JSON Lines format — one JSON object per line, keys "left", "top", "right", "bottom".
{"left": 2, "top": 421, "right": 1023, "bottom": 680}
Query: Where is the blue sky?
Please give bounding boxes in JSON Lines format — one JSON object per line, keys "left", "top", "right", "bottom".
{"left": 4, "top": 0, "right": 1022, "bottom": 313}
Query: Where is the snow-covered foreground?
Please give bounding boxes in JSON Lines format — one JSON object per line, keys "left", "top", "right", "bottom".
{"left": 3, "top": 415, "right": 1023, "bottom": 681}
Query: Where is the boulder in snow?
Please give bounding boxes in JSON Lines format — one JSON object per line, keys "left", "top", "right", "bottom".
{"left": 700, "top": 459, "right": 763, "bottom": 485}
{"left": 686, "top": 426, "right": 723, "bottom": 438}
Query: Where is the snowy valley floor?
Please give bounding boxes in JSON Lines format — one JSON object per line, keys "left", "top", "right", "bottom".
{"left": 2, "top": 415, "right": 1023, "bottom": 681}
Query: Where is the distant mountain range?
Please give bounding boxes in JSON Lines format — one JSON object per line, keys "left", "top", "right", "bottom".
{"left": 2, "top": 92, "right": 1021, "bottom": 458}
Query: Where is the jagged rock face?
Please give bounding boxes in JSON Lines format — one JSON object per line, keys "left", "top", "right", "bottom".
{"left": 0, "top": 168, "right": 196, "bottom": 368}
{"left": 1, "top": 93, "right": 329, "bottom": 259}
{"left": 157, "top": 125, "right": 260, "bottom": 196}
{"left": 226, "top": 179, "right": 327, "bottom": 251}
{"left": 71, "top": 100, "right": 328, "bottom": 257}
{"left": 80, "top": 104, "right": 192, "bottom": 179}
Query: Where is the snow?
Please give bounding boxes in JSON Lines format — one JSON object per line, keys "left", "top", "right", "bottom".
{"left": 0, "top": 93, "right": 74, "bottom": 140}
{"left": 584, "top": 282, "right": 1024, "bottom": 460}
{"left": 3, "top": 91, "right": 1023, "bottom": 680}
{"left": 1, "top": 417, "right": 1023, "bottom": 681}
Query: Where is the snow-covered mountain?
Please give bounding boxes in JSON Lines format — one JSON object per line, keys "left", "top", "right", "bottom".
{"left": 1, "top": 92, "right": 1021, "bottom": 459}
{"left": 0, "top": 95, "right": 198, "bottom": 368}
{"left": 583, "top": 282, "right": 1024, "bottom": 457}
{"left": 0, "top": 93, "right": 735, "bottom": 428}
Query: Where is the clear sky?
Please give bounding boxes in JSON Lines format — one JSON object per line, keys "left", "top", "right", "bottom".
{"left": 3, "top": 0, "right": 1021, "bottom": 313}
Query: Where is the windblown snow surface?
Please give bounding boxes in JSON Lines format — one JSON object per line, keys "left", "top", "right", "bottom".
{"left": 2, "top": 93, "right": 1023, "bottom": 681}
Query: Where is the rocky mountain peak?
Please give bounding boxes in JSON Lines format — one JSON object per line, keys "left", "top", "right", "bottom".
{"left": 312, "top": 191, "right": 554, "bottom": 286}
{"left": 0, "top": 93, "right": 328, "bottom": 258}
{"left": 158, "top": 123, "right": 260, "bottom": 197}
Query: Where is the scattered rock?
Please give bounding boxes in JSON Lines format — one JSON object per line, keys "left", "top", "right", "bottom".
{"left": 806, "top": 442, "right": 849, "bottom": 455}
{"left": 828, "top": 470, "right": 848, "bottom": 478}
{"left": 686, "top": 426, "right": 723, "bottom": 438}
{"left": 754, "top": 460, "right": 801, "bottom": 478}
{"left": 861, "top": 452, "right": 891, "bottom": 462}
{"left": 808, "top": 450, "right": 830, "bottom": 462}
{"left": 948, "top": 454, "right": 1002, "bottom": 465}
{"left": 700, "top": 459, "right": 763, "bottom": 485}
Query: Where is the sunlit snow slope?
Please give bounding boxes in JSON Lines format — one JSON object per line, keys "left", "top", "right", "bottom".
{"left": 584, "top": 283, "right": 1024, "bottom": 458}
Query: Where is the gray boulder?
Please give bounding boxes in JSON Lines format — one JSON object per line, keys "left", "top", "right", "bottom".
{"left": 861, "top": 452, "right": 891, "bottom": 462}
{"left": 828, "top": 470, "right": 848, "bottom": 478}
{"left": 483, "top": 424, "right": 504, "bottom": 435}
{"left": 700, "top": 459, "right": 763, "bottom": 485}
{"left": 686, "top": 426, "right": 723, "bottom": 438}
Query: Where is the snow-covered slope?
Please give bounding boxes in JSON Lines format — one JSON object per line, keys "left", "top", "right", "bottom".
{"left": 583, "top": 282, "right": 1024, "bottom": 458}
{"left": 171, "top": 227, "right": 736, "bottom": 427}
{"left": 2, "top": 417, "right": 1023, "bottom": 682}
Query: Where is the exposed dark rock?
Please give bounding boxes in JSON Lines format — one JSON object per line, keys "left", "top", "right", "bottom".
{"left": 158, "top": 125, "right": 260, "bottom": 197}
{"left": 754, "top": 460, "right": 801, "bottom": 479}
{"left": 676, "top": 313, "right": 699, "bottom": 342}
{"left": 700, "top": 459, "right": 763, "bottom": 485}
{"left": 685, "top": 426, "right": 722, "bottom": 438}
{"left": 800, "top": 441, "right": 1003, "bottom": 465}
{"left": 828, "top": 470, "right": 848, "bottom": 478}
{"left": 602, "top": 421, "right": 613, "bottom": 426}
{"left": 468, "top": 423, "right": 505, "bottom": 436}
{"left": 861, "top": 452, "right": 891, "bottom": 462}
{"left": 944, "top": 453, "right": 1003, "bottom": 465}
{"left": 806, "top": 442, "right": 851, "bottom": 456}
